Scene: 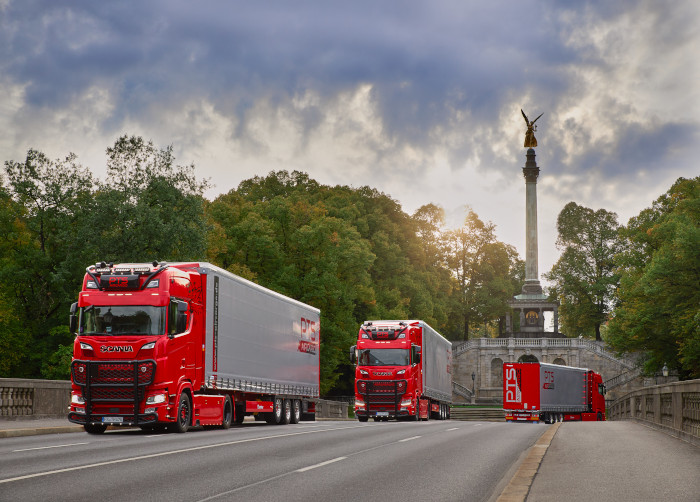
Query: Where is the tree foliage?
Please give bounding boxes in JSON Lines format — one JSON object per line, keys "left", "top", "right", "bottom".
{"left": 607, "top": 177, "right": 700, "bottom": 379}
{"left": 544, "top": 202, "right": 622, "bottom": 341}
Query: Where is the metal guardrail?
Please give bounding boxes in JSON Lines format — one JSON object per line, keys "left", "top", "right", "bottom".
{"left": 609, "top": 379, "right": 700, "bottom": 447}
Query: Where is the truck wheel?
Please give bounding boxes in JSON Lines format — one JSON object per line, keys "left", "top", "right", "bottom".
{"left": 597, "top": 412, "right": 603, "bottom": 421}
{"left": 171, "top": 393, "right": 191, "bottom": 433}
{"left": 358, "top": 416, "right": 368, "bottom": 422}
{"left": 272, "top": 397, "right": 284, "bottom": 424}
{"left": 281, "top": 399, "right": 292, "bottom": 425}
{"left": 290, "top": 399, "right": 301, "bottom": 424}
{"left": 84, "top": 422, "right": 107, "bottom": 434}
{"left": 221, "top": 396, "right": 233, "bottom": 429}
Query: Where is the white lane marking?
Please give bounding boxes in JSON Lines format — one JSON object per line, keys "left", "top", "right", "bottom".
{"left": 296, "top": 456, "right": 347, "bottom": 472}
{"left": 398, "top": 435, "right": 421, "bottom": 442}
{"left": 446, "top": 427, "right": 459, "bottom": 431}
{"left": 198, "top": 428, "right": 448, "bottom": 501}
{"left": 13, "top": 443, "right": 89, "bottom": 452}
{"left": 0, "top": 424, "right": 369, "bottom": 485}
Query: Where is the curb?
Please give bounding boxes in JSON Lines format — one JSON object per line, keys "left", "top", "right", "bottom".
{"left": 0, "top": 425, "right": 84, "bottom": 439}
{"left": 496, "top": 422, "right": 561, "bottom": 502}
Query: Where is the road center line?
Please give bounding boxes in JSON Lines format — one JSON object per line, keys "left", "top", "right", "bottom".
{"left": 13, "top": 442, "right": 89, "bottom": 452}
{"left": 446, "top": 427, "right": 459, "bottom": 431}
{"left": 0, "top": 424, "right": 369, "bottom": 485}
{"left": 296, "top": 456, "right": 347, "bottom": 472}
{"left": 398, "top": 435, "right": 422, "bottom": 442}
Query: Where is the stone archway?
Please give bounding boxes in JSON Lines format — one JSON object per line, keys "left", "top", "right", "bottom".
{"left": 552, "top": 357, "right": 566, "bottom": 365}
{"left": 518, "top": 354, "right": 539, "bottom": 363}
{"left": 491, "top": 358, "right": 504, "bottom": 387}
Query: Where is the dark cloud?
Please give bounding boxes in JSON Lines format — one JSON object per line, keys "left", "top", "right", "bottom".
{"left": 1, "top": 0, "right": 697, "bottom": 186}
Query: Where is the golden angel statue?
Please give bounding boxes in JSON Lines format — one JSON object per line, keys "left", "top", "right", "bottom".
{"left": 521, "top": 109, "right": 543, "bottom": 148}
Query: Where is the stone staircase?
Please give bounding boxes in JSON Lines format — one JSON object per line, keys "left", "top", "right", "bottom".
{"left": 450, "top": 407, "right": 505, "bottom": 421}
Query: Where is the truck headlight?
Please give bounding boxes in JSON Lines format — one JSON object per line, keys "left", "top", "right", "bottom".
{"left": 79, "top": 342, "right": 93, "bottom": 351}
{"left": 400, "top": 399, "right": 412, "bottom": 407}
{"left": 71, "top": 394, "right": 85, "bottom": 405}
{"left": 396, "top": 369, "right": 406, "bottom": 375}
{"left": 142, "top": 342, "right": 156, "bottom": 350}
{"left": 355, "top": 399, "right": 365, "bottom": 408}
{"left": 146, "top": 392, "right": 168, "bottom": 405}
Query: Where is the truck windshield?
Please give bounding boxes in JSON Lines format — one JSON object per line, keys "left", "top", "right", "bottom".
{"left": 358, "top": 349, "right": 409, "bottom": 366}
{"left": 79, "top": 305, "right": 166, "bottom": 336}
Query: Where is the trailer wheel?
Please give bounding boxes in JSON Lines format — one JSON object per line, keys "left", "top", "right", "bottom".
{"left": 281, "top": 399, "right": 292, "bottom": 425}
{"left": 84, "top": 422, "right": 107, "bottom": 434}
{"left": 271, "top": 397, "right": 284, "bottom": 425}
{"left": 221, "top": 396, "right": 233, "bottom": 429}
{"left": 290, "top": 399, "right": 301, "bottom": 424}
{"left": 171, "top": 393, "right": 191, "bottom": 433}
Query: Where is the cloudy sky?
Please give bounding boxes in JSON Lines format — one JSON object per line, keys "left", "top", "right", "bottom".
{"left": 1, "top": 0, "right": 698, "bottom": 278}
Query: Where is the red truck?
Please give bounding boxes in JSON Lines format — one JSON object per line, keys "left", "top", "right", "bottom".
{"left": 503, "top": 362, "right": 607, "bottom": 423}
{"left": 68, "top": 261, "right": 320, "bottom": 433}
{"left": 351, "top": 320, "right": 452, "bottom": 422}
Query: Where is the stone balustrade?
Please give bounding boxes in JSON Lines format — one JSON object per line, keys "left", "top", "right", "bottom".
{"left": 0, "top": 378, "right": 71, "bottom": 419}
{"left": 609, "top": 379, "right": 700, "bottom": 447}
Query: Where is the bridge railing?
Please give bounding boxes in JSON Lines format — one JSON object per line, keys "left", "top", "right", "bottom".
{"left": 609, "top": 379, "right": 700, "bottom": 447}
{"left": 0, "top": 378, "right": 71, "bottom": 419}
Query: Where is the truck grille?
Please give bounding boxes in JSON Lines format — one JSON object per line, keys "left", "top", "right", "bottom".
{"left": 357, "top": 379, "right": 407, "bottom": 410}
{"left": 70, "top": 359, "right": 156, "bottom": 424}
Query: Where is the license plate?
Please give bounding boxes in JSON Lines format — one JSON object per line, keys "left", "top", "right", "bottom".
{"left": 375, "top": 412, "right": 389, "bottom": 417}
{"left": 102, "top": 417, "right": 123, "bottom": 424}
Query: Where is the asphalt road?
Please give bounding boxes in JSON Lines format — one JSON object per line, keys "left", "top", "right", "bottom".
{"left": 0, "top": 419, "right": 545, "bottom": 502}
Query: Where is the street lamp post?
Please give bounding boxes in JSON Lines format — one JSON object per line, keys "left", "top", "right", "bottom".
{"left": 471, "top": 372, "right": 476, "bottom": 404}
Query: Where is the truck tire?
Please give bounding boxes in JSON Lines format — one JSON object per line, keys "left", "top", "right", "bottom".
{"left": 171, "top": 393, "right": 191, "bottom": 433}
{"left": 84, "top": 422, "right": 107, "bottom": 434}
{"left": 357, "top": 416, "right": 368, "bottom": 422}
{"left": 270, "top": 397, "right": 284, "bottom": 425}
{"left": 597, "top": 412, "right": 603, "bottom": 421}
{"left": 281, "top": 399, "right": 292, "bottom": 425}
{"left": 290, "top": 399, "right": 301, "bottom": 424}
{"left": 221, "top": 395, "right": 233, "bottom": 429}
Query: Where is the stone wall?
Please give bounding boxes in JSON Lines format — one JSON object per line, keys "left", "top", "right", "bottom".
{"left": 452, "top": 338, "right": 642, "bottom": 404}
{"left": 610, "top": 379, "right": 700, "bottom": 447}
{"left": 0, "top": 378, "right": 71, "bottom": 419}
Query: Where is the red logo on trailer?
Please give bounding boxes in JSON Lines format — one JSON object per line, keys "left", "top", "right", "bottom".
{"left": 504, "top": 366, "right": 522, "bottom": 403}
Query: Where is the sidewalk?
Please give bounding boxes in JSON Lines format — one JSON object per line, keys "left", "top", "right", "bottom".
{"left": 500, "top": 421, "right": 700, "bottom": 502}
{"left": 0, "top": 417, "right": 83, "bottom": 438}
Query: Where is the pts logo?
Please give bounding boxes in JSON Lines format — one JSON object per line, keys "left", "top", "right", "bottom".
{"left": 100, "top": 346, "right": 134, "bottom": 353}
{"left": 300, "top": 317, "right": 317, "bottom": 341}
{"left": 504, "top": 367, "right": 522, "bottom": 403}
{"left": 543, "top": 370, "right": 556, "bottom": 389}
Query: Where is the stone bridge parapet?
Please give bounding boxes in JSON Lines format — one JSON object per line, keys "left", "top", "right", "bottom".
{"left": 610, "top": 379, "right": 700, "bottom": 447}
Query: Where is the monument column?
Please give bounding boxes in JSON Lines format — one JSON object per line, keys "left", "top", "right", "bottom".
{"left": 522, "top": 148, "right": 542, "bottom": 295}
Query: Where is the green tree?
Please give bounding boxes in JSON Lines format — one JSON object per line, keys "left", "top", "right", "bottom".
{"left": 90, "top": 135, "right": 211, "bottom": 262}
{"left": 444, "top": 210, "right": 522, "bottom": 340}
{"left": 544, "top": 202, "right": 622, "bottom": 341}
{"left": 608, "top": 177, "right": 699, "bottom": 379}
{"left": 2, "top": 151, "right": 94, "bottom": 376}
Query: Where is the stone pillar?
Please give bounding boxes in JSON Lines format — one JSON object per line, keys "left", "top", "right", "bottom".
{"left": 521, "top": 148, "right": 542, "bottom": 295}
{"left": 553, "top": 306, "right": 559, "bottom": 334}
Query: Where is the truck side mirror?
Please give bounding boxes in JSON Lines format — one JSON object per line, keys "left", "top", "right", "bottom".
{"left": 69, "top": 302, "right": 78, "bottom": 333}
{"left": 350, "top": 345, "right": 357, "bottom": 364}
{"left": 176, "top": 301, "right": 188, "bottom": 334}
{"left": 412, "top": 345, "right": 421, "bottom": 365}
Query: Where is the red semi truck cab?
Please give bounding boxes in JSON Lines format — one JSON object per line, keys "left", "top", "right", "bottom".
{"left": 503, "top": 362, "right": 607, "bottom": 423}
{"left": 68, "top": 261, "right": 320, "bottom": 433}
{"left": 351, "top": 320, "right": 452, "bottom": 422}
